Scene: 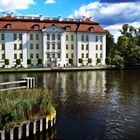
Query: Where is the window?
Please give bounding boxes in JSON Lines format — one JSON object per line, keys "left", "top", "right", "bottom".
{"left": 14, "top": 44, "right": 17, "bottom": 50}
{"left": 66, "top": 35, "right": 68, "bottom": 41}
{"left": 30, "top": 54, "right": 33, "bottom": 59}
{"left": 100, "top": 45, "right": 102, "bottom": 50}
{"left": 20, "top": 54, "right": 23, "bottom": 59}
{"left": 96, "top": 45, "right": 98, "bottom": 50}
{"left": 65, "top": 26, "right": 71, "bottom": 31}
{"left": 96, "top": 36, "right": 98, "bottom": 42}
{"left": 71, "top": 53, "right": 74, "bottom": 58}
{"left": 86, "top": 53, "right": 88, "bottom": 58}
{"left": 30, "top": 34, "right": 33, "bottom": 40}
{"left": 47, "top": 34, "right": 50, "bottom": 40}
{"left": 66, "top": 44, "right": 68, "bottom": 50}
{"left": 47, "top": 54, "right": 50, "bottom": 58}
{"left": 36, "top": 44, "right": 39, "bottom": 50}
{"left": 14, "top": 34, "right": 17, "bottom": 40}
{"left": 71, "top": 35, "right": 74, "bottom": 41}
{"left": 100, "top": 36, "right": 103, "bottom": 42}
{"left": 36, "top": 34, "right": 39, "bottom": 40}
{"left": 96, "top": 53, "right": 98, "bottom": 58}
{"left": 82, "top": 44, "right": 84, "bottom": 50}
{"left": 58, "top": 34, "right": 61, "bottom": 40}
{"left": 100, "top": 53, "right": 102, "bottom": 58}
{"left": 33, "top": 25, "right": 40, "bottom": 29}
{"left": 2, "top": 54, "right": 5, "bottom": 59}
{"left": 58, "top": 44, "right": 61, "bottom": 49}
{"left": 86, "top": 35, "right": 88, "bottom": 41}
{"left": 82, "top": 53, "right": 84, "bottom": 58}
{"left": 30, "top": 44, "right": 33, "bottom": 49}
{"left": 52, "top": 53, "right": 55, "bottom": 58}
{"left": 66, "top": 53, "right": 68, "bottom": 58}
{"left": 89, "top": 27, "right": 94, "bottom": 32}
{"left": 14, "top": 54, "right": 17, "bottom": 59}
{"left": 81, "top": 35, "right": 84, "bottom": 41}
{"left": 52, "top": 44, "right": 55, "bottom": 49}
{"left": 86, "top": 44, "right": 88, "bottom": 50}
{"left": 52, "top": 34, "right": 55, "bottom": 40}
{"left": 47, "top": 44, "right": 50, "bottom": 49}
{"left": 19, "top": 44, "right": 22, "bottom": 50}
{"left": 71, "top": 44, "right": 74, "bottom": 50}
{"left": 2, "top": 44, "right": 5, "bottom": 50}
{"left": 58, "top": 53, "right": 60, "bottom": 58}
{"left": 1, "top": 34, "right": 4, "bottom": 40}
{"left": 5, "top": 24, "right": 11, "bottom": 29}
{"left": 19, "top": 34, "right": 22, "bottom": 40}
{"left": 36, "top": 54, "right": 39, "bottom": 59}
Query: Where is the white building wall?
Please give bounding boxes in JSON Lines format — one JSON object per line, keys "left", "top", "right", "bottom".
{"left": 61, "top": 33, "right": 66, "bottom": 66}
{"left": 102, "top": 34, "right": 106, "bottom": 65}
{"left": 5, "top": 32, "right": 14, "bottom": 67}
{"left": 22, "top": 32, "right": 28, "bottom": 68}
{"left": 43, "top": 32, "right": 47, "bottom": 67}
{"left": 77, "top": 33, "right": 82, "bottom": 66}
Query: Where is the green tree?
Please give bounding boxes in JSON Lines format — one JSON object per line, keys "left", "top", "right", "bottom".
{"left": 4, "top": 59, "right": 9, "bottom": 68}
{"left": 97, "top": 58, "right": 101, "bottom": 64}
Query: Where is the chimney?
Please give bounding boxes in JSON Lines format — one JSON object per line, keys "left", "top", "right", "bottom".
{"left": 2, "top": 12, "right": 6, "bottom": 17}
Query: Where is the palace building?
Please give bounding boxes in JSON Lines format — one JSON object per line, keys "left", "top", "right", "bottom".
{"left": 0, "top": 12, "right": 106, "bottom": 68}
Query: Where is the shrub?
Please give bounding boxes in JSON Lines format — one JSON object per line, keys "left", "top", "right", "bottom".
{"left": 88, "top": 58, "right": 92, "bottom": 64}
{"left": 69, "top": 58, "right": 73, "bottom": 65}
{"left": 16, "top": 59, "right": 21, "bottom": 65}
{"left": 78, "top": 58, "right": 83, "bottom": 64}
{"left": 105, "top": 57, "right": 111, "bottom": 65}
{"left": 97, "top": 58, "right": 101, "bottom": 64}
{"left": 27, "top": 59, "right": 32, "bottom": 65}
{"left": 4, "top": 59, "right": 9, "bottom": 67}
{"left": 0, "top": 89, "right": 55, "bottom": 132}
{"left": 38, "top": 59, "right": 43, "bottom": 65}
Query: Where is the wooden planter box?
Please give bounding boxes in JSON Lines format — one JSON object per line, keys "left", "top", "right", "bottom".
{"left": 0, "top": 111, "right": 56, "bottom": 140}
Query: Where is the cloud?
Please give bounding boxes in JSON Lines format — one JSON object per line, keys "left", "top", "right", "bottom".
{"left": 45, "top": 0, "right": 55, "bottom": 4}
{"left": 69, "top": 1, "right": 140, "bottom": 41}
{"left": 100, "top": 0, "right": 140, "bottom": 3}
{"left": 0, "top": 0, "right": 35, "bottom": 11}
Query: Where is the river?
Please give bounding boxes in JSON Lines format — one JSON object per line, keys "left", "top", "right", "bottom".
{"left": 0, "top": 70, "right": 140, "bottom": 140}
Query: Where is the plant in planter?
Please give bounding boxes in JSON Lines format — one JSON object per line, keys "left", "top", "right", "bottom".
{"left": 97, "top": 58, "right": 101, "bottom": 65}
{"left": 27, "top": 59, "right": 32, "bottom": 66}
{"left": 68, "top": 58, "right": 73, "bottom": 66}
{"left": 0, "top": 89, "right": 55, "bottom": 132}
{"left": 4, "top": 59, "right": 9, "bottom": 68}
{"left": 78, "top": 58, "right": 83, "bottom": 66}
{"left": 16, "top": 59, "right": 21, "bottom": 67}
{"left": 88, "top": 58, "right": 92, "bottom": 65}
{"left": 38, "top": 59, "right": 43, "bottom": 67}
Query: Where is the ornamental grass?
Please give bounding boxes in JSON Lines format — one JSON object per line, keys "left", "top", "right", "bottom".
{"left": 0, "top": 88, "right": 55, "bottom": 132}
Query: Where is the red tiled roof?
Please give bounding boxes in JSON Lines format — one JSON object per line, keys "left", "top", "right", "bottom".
{"left": 0, "top": 15, "right": 106, "bottom": 33}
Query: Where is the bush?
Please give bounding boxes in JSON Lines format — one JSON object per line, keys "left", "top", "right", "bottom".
{"left": 105, "top": 57, "right": 111, "bottom": 65}
{"left": 16, "top": 59, "right": 21, "bottom": 65}
{"left": 4, "top": 59, "right": 9, "bottom": 67}
{"left": 78, "top": 58, "right": 83, "bottom": 64}
{"left": 88, "top": 58, "right": 92, "bottom": 64}
{"left": 69, "top": 58, "right": 73, "bottom": 65}
{"left": 27, "top": 59, "right": 32, "bottom": 65}
{"left": 0, "top": 89, "right": 55, "bottom": 132}
{"left": 38, "top": 59, "right": 43, "bottom": 65}
{"left": 97, "top": 58, "right": 101, "bottom": 64}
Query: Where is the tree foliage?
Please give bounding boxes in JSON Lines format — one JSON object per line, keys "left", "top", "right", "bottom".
{"left": 106, "top": 24, "right": 140, "bottom": 67}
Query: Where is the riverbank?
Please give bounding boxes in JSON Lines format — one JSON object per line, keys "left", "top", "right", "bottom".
{"left": 0, "top": 65, "right": 116, "bottom": 73}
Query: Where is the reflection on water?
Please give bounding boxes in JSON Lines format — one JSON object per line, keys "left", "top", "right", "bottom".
{"left": 0, "top": 70, "right": 140, "bottom": 139}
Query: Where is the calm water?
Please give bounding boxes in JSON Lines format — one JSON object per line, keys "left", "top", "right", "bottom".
{"left": 0, "top": 70, "right": 140, "bottom": 140}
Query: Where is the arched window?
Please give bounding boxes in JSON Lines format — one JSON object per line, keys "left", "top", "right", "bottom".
{"left": 32, "top": 24, "right": 40, "bottom": 29}
{"left": 4, "top": 24, "right": 12, "bottom": 29}
{"left": 88, "top": 27, "right": 94, "bottom": 32}
{"left": 65, "top": 26, "right": 71, "bottom": 31}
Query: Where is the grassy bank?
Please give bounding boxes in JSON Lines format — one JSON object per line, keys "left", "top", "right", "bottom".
{"left": 0, "top": 65, "right": 116, "bottom": 73}
{"left": 0, "top": 89, "right": 55, "bottom": 132}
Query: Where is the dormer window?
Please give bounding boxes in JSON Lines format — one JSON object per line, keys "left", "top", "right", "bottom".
{"left": 65, "top": 26, "right": 71, "bottom": 31}
{"left": 4, "top": 24, "right": 12, "bottom": 29}
{"left": 32, "top": 24, "right": 40, "bottom": 30}
{"left": 88, "top": 27, "right": 94, "bottom": 32}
